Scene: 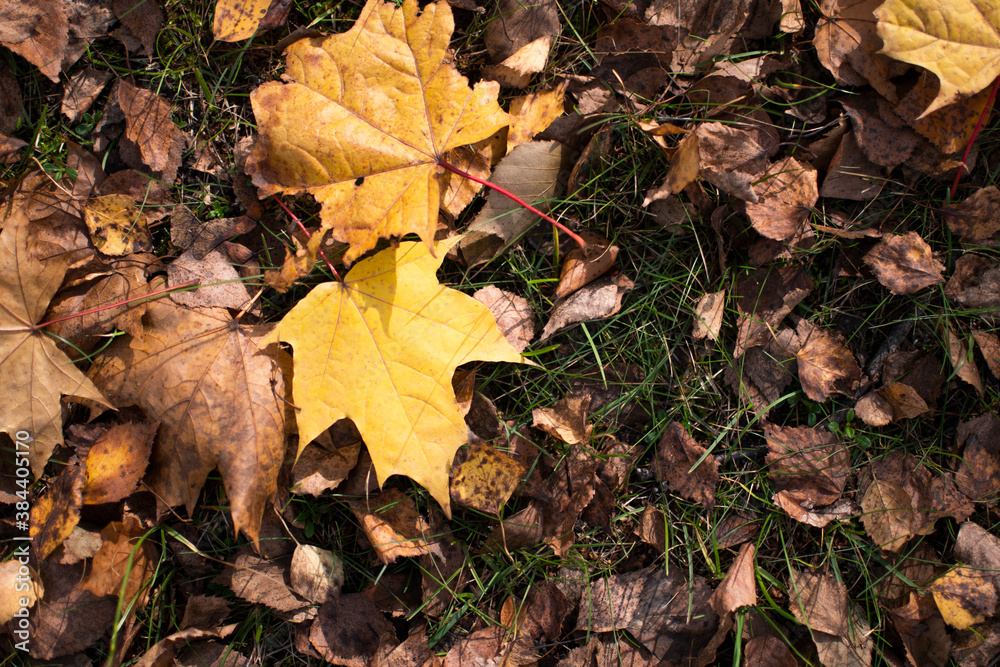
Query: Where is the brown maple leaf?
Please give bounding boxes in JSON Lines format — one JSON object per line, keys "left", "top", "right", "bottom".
{"left": 0, "top": 179, "right": 110, "bottom": 475}
{"left": 88, "top": 287, "right": 288, "bottom": 544}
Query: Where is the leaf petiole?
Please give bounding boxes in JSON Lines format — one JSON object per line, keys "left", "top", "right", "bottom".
{"left": 437, "top": 158, "right": 588, "bottom": 251}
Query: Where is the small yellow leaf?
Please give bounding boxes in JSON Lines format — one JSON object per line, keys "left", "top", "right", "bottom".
{"left": 83, "top": 194, "right": 153, "bottom": 256}
{"left": 930, "top": 567, "right": 997, "bottom": 629}
{"left": 269, "top": 240, "right": 524, "bottom": 514}
{"left": 450, "top": 439, "right": 525, "bottom": 515}
{"left": 875, "top": 0, "right": 1000, "bottom": 116}
{"left": 213, "top": 0, "right": 272, "bottom": 42}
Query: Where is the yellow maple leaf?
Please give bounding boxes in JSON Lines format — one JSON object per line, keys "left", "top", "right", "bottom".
{"left": 269, "top": 239, "right": 524, "bottom": 514}
{"left": 875, "top": 0, "right": 1000, "bottom": 116}
{"left": 246, "top": 0, "right": 511, "bottom": 264}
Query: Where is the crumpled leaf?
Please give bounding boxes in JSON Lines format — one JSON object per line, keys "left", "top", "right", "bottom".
{"left": 268, "top": 240, "right": 523, "bottom": 516}
{"left": 540, "top": 272, "right": 634, "bottom": 340}
{"left": 88, "top": 287, "right": 288, "bottom": 545}
{"left": 246, "top": 0, "right": 511, "bottom": 264}
{"left": 875, "top": 0, "right": 1000, "bottom": 116}
{"left": 0, "top": 180, "right": 111, "bottom": 475}
{"left": 350, "top": 489, "right": 443, "bottom": 564}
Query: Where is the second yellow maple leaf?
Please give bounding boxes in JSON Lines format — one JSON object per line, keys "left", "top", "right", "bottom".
{"left": 269, "top": 240, "right": 525, "bottom": 515}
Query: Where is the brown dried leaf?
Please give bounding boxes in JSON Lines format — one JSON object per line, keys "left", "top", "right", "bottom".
{"left": 710, "top": 543, "right": 757, "bottom": 615}
{"left": 974, "top": 331, "right": 1000, "bottom": 377}
{"left": 309, "top": 594, "right": 394, "bottom": 665}
{"left": 82, "top": 421, "right": 156, "bottom": 504}
{"left": 291, "top": 428, "right": 361, "bottom": 497}
{"left": 575, "top": 567, "right": 717, "bottom": 660}
{"left": 117, "top": 81, "right": 188, "bottom": 183}
{"left": 112, "top": 0, "right": 163, "bottom": 55}
{"left": 954, "top": 414, "right": 1000, "bottom": 502}
{"left": 634, "top": 504, "right": 666, "bottom": 552}
{"left": 814, "top": 0, "right": 898, "bottom": 99}
{"left": 878, "top": 382, "right": 932, "bottom": 420}
{"left": 540, "top": 272, "right": 634, "bottom": 340}
{"left": 745, "top": 157, "right": 818, "bottom": 241}
{"left": 946, "top": 327, "right": 984, "bottom": 396}
{"left": 734, "top": 265, "right": 813, "bottom": 357}
{"left": 694, "top": 123, "right": 770, "bottom": 202}
{"left": 80, "top": 517, "right": 157, "bottom": 613}
{"left": 654, "top": 421, "right": 720, "bottom": 508}
{"left": 532, "top": 393, "right": 591, "bottom": 445}
{"left": 888, "top": 592, "right": 951, "bottom": 667}
{"left": 819, "top": 130, "right": 885, "bottom": 200}
{"left": 450, "top": 439, "right": 525, "bottom": 515}
{"left": 0, "top": 0, "right": 68, "bottom": 82}
{"left": 855, "top": 391, "right": 893, "bottom": 426}
{"left": 841, "top": 94, "right": 920, "bottom": 168}
{"left": 350, "top": 489, "right": 442, "bottom": 564}
{"left": 765, "top": 423, "right": 849, "bottom": 507}
{"left": 485, "top": 0, "right": 560, "bottom": 64}
{"left": 945, "top": 254, "right": 1000, "bottom": 310}
{"left": 774, "top": 491, "right": 858, "bottom": 527}
{"left": 290, "top": 544, "right": 343, "bottom": 604}
{"left": 61, "top": 68, "right": 112, "bottom": 123}
{"left": 863, "top": 232, "right": 945, "bottom": 295}
{"left": 167, "top": 250, "right": 257, "bottom": 312}
{"left": 473, "top": 285, "right": 537, "bottom": 353}
{"left": 860, "top": 478, "right": 915, "bottom": 552}
{"left": 942, "top": 186, "right": 1000, "bottom": 242}
{"left": 789, "top": 569, "right": 849, "bottom": 636}
{"left": 31, "top": 560, "right": 116, "bottom": 660}
{"left": 458, "top": 140, "right": 572, "bottom": 266}
{"left": 795, "top": 319, "right": 862, "bottom": 402}
{"left": 692, "top": 290, "right": 725, "bottom": 342}
{"left": 88, "top": 291, "right": 288, "bottom": 545}
{"left": 555, "top": 240, "right": 619, "bottom": 300}
{"left": 743, "top": 635, "right": 798, "bottom": 667}
{"left": 214, "top": 549, "right": 314, "bottom": 622}
{"left": 170, "top": 212, "right": 256, "bottom": 260}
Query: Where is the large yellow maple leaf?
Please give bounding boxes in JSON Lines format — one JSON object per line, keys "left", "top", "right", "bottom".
{"left": 875, "top": 0, "right": 1000, "bottom": 116}
{"left": 246, "top": 0, "right": 511, "bottom": 264}
{"left": 268, "top": 240, "right": 524, "bottom": 514}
